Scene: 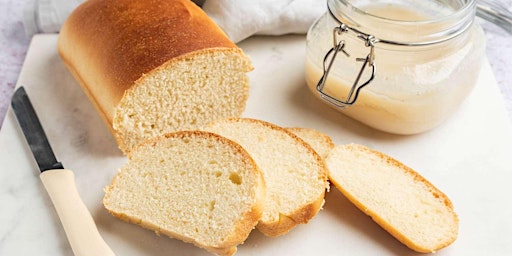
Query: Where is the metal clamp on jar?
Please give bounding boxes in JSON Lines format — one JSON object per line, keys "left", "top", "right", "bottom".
{"left": 306, "top": 0, "right": 486, "bottom": 134}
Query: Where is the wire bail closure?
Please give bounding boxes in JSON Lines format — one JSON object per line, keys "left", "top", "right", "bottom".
{"left": 316, "top": 23, "right": 377, "bottom": 109}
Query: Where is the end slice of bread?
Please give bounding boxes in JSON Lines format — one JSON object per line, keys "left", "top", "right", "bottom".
{"left": 287, "top": 127, "right": 335, "bottom": 159}
{"left": 103, "top": 131, "right": 265, "bottom": 256}
{"left": 205, "top": 118, "right": 329, "bottom": 237}
{"left": 326, "top": 144, "right": 459, "bottom": 253}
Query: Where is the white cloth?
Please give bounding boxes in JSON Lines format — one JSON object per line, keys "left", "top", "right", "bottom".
{"left": 23, "top": 0, "right": 82, "bottom": 37}
{"left": 23, "top": 0, "right": 326, "bottom": 42}
{"left": 202, "top": 0, "right": 326, "bottom": 43}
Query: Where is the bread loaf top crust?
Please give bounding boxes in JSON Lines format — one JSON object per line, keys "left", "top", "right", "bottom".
{"left": 58, "top": 0, "right": 241, "bottom": 124}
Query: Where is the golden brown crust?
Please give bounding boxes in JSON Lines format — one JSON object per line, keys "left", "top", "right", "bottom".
{"left": 328, "top": 144, "right": 458, "bottom": 253}
{"left": 256, "top": 195, "right": 325, "bottom": 237}
{"left": 58, "top": 0, "right": 241, "bottom": 125}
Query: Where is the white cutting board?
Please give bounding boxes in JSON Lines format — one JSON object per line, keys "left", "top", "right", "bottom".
{"left": 1, "top": 34, "right": 512, "bottom": 256}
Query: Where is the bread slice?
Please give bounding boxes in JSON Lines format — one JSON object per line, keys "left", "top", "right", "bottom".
{"left": 205, "top": 118, "right": 329, "bottom": 237}
{"left": 103, "top": 131, "right": 265, "bottom": 256}
{"left": 58, "top": 0, "right": 253, "bottom": 154}
{"left": 287, "top": 127, "right": 334, "bottom": 159}
{"left": 325, "top": 144, "right": 458, "bottom": 253}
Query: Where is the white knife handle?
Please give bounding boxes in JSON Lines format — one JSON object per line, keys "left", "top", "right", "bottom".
{"left": 40, "top": 169, "right": 115, "bottom": 256}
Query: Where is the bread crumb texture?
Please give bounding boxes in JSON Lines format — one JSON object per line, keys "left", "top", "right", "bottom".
{"left": 205, "top": 118, "right": 329, "bottom": 237}
{"left": 326, "top": 144, "right": 459, "bottom": 253}
{"left": 113, "top": 49, "right": 251, "bottom": 154}
{"left": 103, "top": 131, "right": 264, "bottom": 255}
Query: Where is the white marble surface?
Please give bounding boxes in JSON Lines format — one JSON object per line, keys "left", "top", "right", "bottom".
{"left": 1, "top": 0, "right": 512, "bottom": 128}
{"left": 1, "top": 32, "right": 512, "bottom": 256}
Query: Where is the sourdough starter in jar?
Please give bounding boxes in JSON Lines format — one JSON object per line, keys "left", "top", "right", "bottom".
{"left": 305, "top": 0, "right": 485, "bottom": 134}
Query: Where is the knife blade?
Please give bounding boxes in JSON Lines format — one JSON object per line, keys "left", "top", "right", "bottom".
{"left": 11, "top": 86, "right": 115, "bottom": 256}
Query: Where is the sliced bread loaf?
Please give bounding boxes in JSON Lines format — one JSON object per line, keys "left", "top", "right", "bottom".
{"left": 103, "top": 131, "right": 265, "bottom": 256}
{"left": 58, "top": 0, "right": 253, "bottom": 154}
{"left": 287, "top": 127, "right": 335, "bottom": 159}
{"left": 205, "top": 118, "right": 329, "bottom": 237}
{"left": 325, "top": 144, "right": 459, "bottom": 253}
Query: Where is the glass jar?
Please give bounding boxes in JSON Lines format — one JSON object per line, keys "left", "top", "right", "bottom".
{"left": 305, "top": 0, "right": 485, "bottom": 134}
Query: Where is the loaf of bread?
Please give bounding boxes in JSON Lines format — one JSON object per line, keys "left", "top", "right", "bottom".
{"left": 205, "top": 118, "right": 329, "bottom": 237}
{"left": 325, "top": 144, "right": 459, "bottom": 253}
{"left": 58, "top": 0, "right": 253, "bottom": 154}
{"left": 103, "top": 131, "right": 265, "bottom": 256}
{"left": 287, "top": 127, "right": 334, "bottom": 159}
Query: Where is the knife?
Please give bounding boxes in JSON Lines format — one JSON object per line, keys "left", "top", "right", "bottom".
{"left": 11, "top": 86, "right": 115, "bottom": 256}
